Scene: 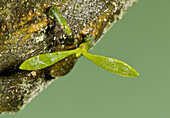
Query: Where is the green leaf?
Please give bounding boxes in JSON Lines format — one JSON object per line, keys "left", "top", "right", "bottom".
{"left": 82, "top": 49, "right": 139, "bottom": 77}
{"left": 20, "top": 49, "right": 77, "bottom": 70}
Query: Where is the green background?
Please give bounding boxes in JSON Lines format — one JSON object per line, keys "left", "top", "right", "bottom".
{"left": 1, "top": 0, "right": 170, "bottom": 118}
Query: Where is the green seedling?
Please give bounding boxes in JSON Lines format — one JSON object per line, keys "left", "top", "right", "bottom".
{"left": 20, "top": 6, "right": 139, "bottom": 77}
{"left": 20, "top": 36, "right": 139, "bottom": 77}
{"left": 49, "top": 6, "right": 72, "bottom": 36}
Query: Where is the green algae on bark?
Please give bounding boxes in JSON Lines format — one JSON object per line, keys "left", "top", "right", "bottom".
{"left": 0, "top": 0, "right": 137, "bottom": 114}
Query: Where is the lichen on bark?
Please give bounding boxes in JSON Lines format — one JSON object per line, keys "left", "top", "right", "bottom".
{"left": 0, "top": 0, "right": 136, "bottom": 113}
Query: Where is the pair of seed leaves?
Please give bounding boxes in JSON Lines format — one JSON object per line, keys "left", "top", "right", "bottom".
{"left": 20, "top": 36, "right": 139, "bottom": 77}
{"left": 20, "top": 6, "right": 139, "bottom": 77}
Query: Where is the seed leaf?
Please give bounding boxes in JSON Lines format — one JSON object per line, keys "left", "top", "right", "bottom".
{"left": 82, "top": 50, "right": 139, "bottom": 77}
{"left": 20, "top": 49, "right": 77, "bottom": 70}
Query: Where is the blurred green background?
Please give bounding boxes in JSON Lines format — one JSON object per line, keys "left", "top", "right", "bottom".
{"left": 1, "top": 0, "right": 170, "bottom": 118}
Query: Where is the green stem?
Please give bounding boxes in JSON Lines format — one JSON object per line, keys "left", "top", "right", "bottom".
{"left": 49, "top": 6, "right": 72, "bottom": 36}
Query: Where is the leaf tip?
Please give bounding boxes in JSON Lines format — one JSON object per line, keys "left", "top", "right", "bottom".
{"left": 129, "top": 68, "right": 139, "bottom": 77}
{"left": 19, "top": 60, "right": 35, "bottom": 70}
{"left": 19, "top": 62, "right": 29, "bottom": 70}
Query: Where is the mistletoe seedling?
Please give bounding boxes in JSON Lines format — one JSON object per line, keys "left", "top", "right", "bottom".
{"left": 20, "top": 6, "right": 139, "bottom": 77}
{"left": 20, "top": 36, "right": 139, "bottom": 77}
